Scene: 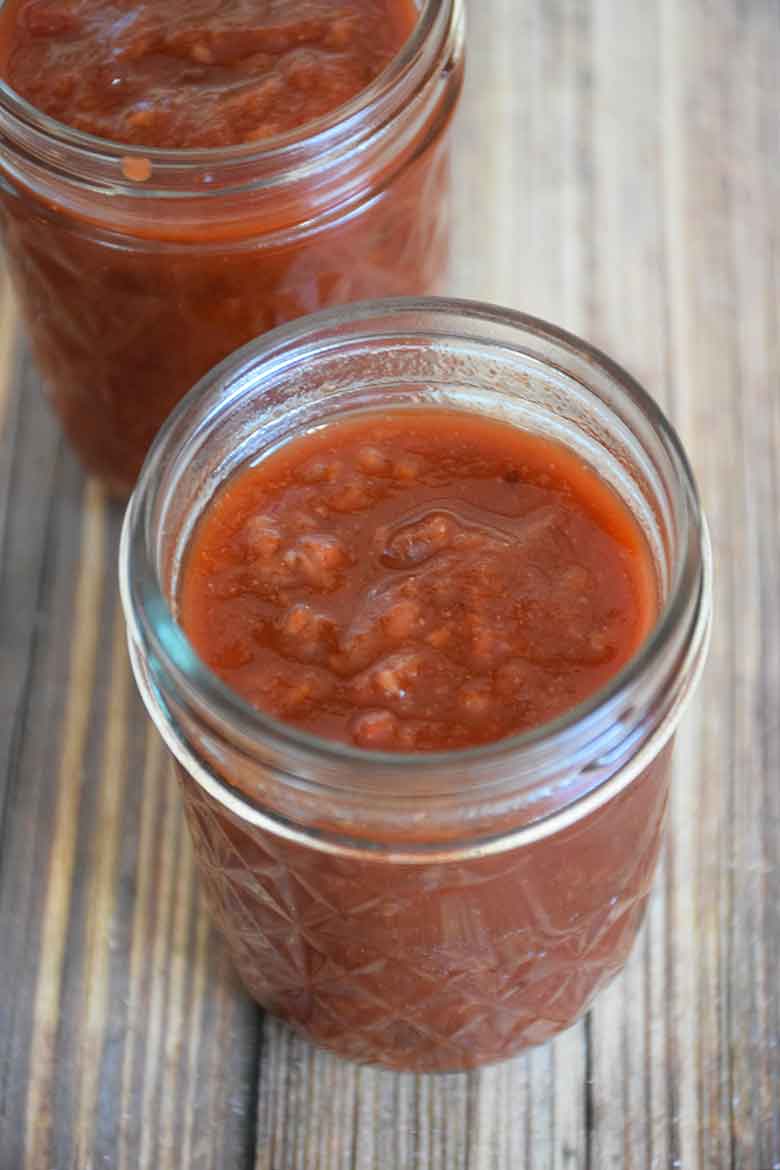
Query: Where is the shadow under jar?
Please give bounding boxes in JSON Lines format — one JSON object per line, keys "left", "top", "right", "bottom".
{"left": 120, "top": 298, "right": 711, "bottom": 1072}
{"left": 0, "top": 0, "right": 463, "bottom": 495}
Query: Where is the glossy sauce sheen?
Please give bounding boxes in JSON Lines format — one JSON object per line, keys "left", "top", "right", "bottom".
{"left": 0, "top": 0, "right": 418, "bottom": 147}
{"left": 180, "top": 410, "right": 657, "bottom": 751}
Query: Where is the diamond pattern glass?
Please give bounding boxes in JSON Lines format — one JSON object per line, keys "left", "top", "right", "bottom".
{"left": 176, "top": 744, "right": 671, "bottom": 1072}
{"left": 1, "top": 138, "right": 451, "bottom": 493}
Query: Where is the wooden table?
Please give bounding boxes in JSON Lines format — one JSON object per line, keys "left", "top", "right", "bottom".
{"left": 1, "top": 1, "right": 778, "bottom": 1167}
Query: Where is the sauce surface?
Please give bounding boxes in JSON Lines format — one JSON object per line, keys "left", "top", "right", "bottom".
{"left": 179, "top": 410, "right": 657, "bottom": 751}
{"left": 0, "top": 0, "right": 418, "bottom": 147}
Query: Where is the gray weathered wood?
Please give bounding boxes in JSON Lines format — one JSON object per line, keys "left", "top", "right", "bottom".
{"left": 1, "top": 0, "right": 779, "bottom": 1167}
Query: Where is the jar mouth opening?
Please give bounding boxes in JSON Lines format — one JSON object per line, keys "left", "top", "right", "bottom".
{"left": 0, "top": 0, "right": 445, "bottom": 175}
{"left": 120, "top": 296, "right": 711, "bottom": 787}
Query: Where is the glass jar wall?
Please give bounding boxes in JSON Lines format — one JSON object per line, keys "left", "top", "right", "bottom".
{"left": 120, "top": 299, "right": 711, "bottom": 1070}
{"left": 0, "top": 1, "right": 463, "bottom": 493}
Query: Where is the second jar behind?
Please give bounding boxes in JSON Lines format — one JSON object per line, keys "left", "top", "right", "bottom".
{"left": 0, "top": 0, "right": 464, "bottom": 494}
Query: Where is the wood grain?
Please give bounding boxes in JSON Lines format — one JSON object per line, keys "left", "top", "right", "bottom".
{"left": 1, "top": 0, "right": 779, "bottom": 1167}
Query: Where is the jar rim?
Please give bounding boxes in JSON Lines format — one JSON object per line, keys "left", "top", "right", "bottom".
{"left": 120, "top": 297, "right": 712, "bottom": 814}
{"left": 0, "top": 0, "right": 455, "bottom": 194}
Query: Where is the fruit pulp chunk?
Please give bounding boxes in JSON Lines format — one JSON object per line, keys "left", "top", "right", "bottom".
{"left": 179, "top": 408, "right": 658, "bottom": 751}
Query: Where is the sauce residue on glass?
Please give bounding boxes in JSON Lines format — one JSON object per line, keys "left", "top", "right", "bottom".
{"left": 179, "top": 409, "right": 658, "bottom": 751}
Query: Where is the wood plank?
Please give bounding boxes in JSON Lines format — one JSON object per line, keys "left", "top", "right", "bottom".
{"left": 256, "top": 1019, "right": 593, "bottom": 1170}
{"left": 716, "top": 2, "right": 780, "bottom": 1166}
{"left": 585, "top": 3, "right": 673, "bottom": 1166}
{"left": 0, "top": 0, "right": 779, "bottom": 1166}
{"left": 657, "top": 0, "right": 780, "bottom": 1165}
{"left": 0, "top": 400, "right": 261, "bottom": 1166}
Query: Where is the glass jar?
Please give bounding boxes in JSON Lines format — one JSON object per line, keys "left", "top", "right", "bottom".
{"left": 119, "top": 298, "right": 712, "bottom": 1072}
{"left": 0, "top": 0, "right": 463, "bottom": 495}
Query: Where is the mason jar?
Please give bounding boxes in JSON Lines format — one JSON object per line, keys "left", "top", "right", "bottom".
{"left": 0, "top": 0, "right": 463, "bottom": 494}
{"left": 119, "top": 298, "right": 712, "bottom": 1072}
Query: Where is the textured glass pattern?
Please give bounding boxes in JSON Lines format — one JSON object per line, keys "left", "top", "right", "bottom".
{"left": 0, "top": 140, "right": 450, "bottom": 493}
{"left": 177, "top": 747, "right": 671, "bottom": 1072}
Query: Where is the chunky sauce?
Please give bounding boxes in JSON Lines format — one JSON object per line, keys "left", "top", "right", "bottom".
{"left": 180, "top": 409, "right": 657, "bottom": 750}
{"left": 0, "top": 0, "right": 455, "bottom": 495}
{"left": 0, "top": 0, "right": 417, "bottom": 147}
{"left": 174, "top": 408, "right": 668, "bottom": 1070}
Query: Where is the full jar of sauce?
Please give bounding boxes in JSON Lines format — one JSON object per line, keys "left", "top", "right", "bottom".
{"left": 120, "top": 299, "right": 711, "bottom": 1072}
{"left": 0, "top": 0, "right": 463, "bottom": 495}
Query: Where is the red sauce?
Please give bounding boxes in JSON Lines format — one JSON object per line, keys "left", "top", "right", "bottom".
{"left": 0, "top": 0, "right": 458, "bottom": 494}
{"left": 130, "top": 405, "right": 675, "bottom": 1071}
{"left": 178, "top": 745, "right": 671, "bottom": 1069}
{"left": 179, "top": 409, "right": 657, "bottom": 750}
{"left": 0, "top": 0, "right": 417, "bottom": 147}
{"left": 172, "top": 409, "right": 666, "bottom": 1069}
